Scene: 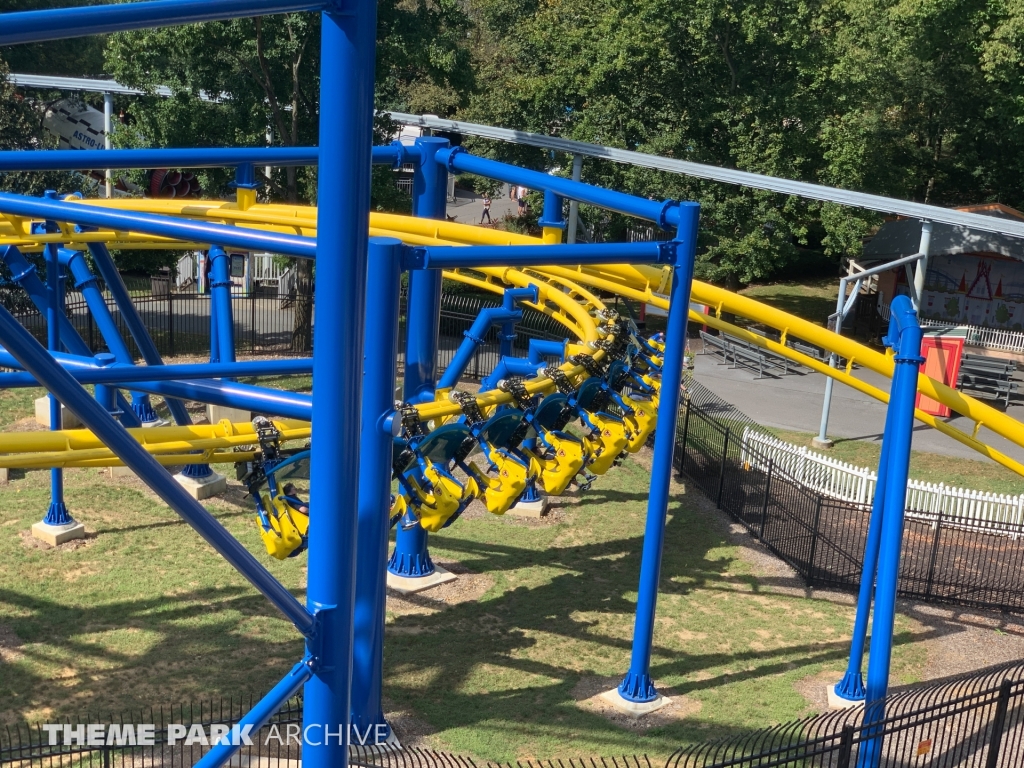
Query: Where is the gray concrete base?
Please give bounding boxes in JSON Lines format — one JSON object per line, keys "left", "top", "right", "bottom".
{"left": 0, "top": 467, "right": 8, "bottom": 485}
{"left": 826, "top": 684, "right": 864, "bottom": 711}
{"left": 386, "top": 566, "right": 457, "bottom": 595}
{"left": 208, "top": 404, "right": 253, "bottom": 425}
{"left": 31, "top": 520, "right": 86, "bottom": 546}
{"left": 34, "top": 397, "right": 82, "bottom": 429}
{"left": 140, "top": 418, "right": 169, "bottom": 428}
{"left": 810, "top": 437, "right": 835, "bottom": 450}
{"left": 507, "top": 496, "right": 549, "bottom": 518}
{"left": 599, "top": 687, "right": 672, "bottom": 717}
{"left": 173, "top": 470, "right": 228, "bottom": 500}
{"left": 107, "top": 465, "right": 135, "bottom": 479}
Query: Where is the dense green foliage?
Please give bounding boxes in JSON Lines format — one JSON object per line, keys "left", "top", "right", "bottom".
{"left": 464, "top": 0, "right": 1024, "bottom": 284}
{"left": 9, "top": 0, "right": 1024, "bottom": 287}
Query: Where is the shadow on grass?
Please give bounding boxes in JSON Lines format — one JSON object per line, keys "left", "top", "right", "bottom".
{"left": 378, "top": 492, "right": 947, "bottom": 756}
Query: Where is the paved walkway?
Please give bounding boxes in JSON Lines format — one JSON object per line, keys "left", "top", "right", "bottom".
{"left": 691, "top": 345, "right": 1024, "bottom": 465}
{"left": 447, "top": 184, "right": 521, "bottom": 227}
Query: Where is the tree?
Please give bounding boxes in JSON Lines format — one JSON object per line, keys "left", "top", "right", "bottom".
{"left": 0, "top": 54, "right": 82, "bottom": 196}
{"left": 462, "top": 0, "right": 1024, "bottom": 286}
{"left": 104, "top": 1, "right": 472, "bottom": 351}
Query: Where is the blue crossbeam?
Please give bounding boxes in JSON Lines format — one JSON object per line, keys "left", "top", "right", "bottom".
{"left": 0, "top": 145, "right": 406, "bottom": 172}
{"left": 0, "top": 0, "right": 328, "bottom": 46}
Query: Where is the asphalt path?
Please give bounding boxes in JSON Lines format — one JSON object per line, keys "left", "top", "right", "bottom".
{"left": 691, "top": 345, "right": 1024, "bottom": 466}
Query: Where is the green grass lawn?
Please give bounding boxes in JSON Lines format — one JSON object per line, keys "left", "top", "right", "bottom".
{"left": 770, "top": 428, "right": 1024, "bottom": 496}
{"left": 739, "top": 280, "right": 840, "bottom": 327}
{"left": 0, "top": 450, "right": 934, "bottom": 761}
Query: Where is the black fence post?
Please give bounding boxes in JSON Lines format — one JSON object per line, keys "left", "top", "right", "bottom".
{"left": 168, "top": 292, "right": 175, "bottom": 358}
{"left": 759, "top": 459, "right": 773, "bottom": 540}
{"left": 677, "top": 397, "right": 691, "bottom": 476}
{"left": 805, "top": 495, "right": 824, "bottom": 587}
{"left": 985, "top": 680, "right": 1012, "bottom": 768}
{"left": 88, "top": 311, "right": 95, "bottom": 352}
{"left": 250, "top": 290, "right": 257, "bottom": 353}
{"left": 836, "top": 724, "right": 855, "bottom": 768}
{"left": 715, "top": 427, "right": 730, "bottom": 508}
{"left": 924, "top": 510, "right": 943, "bottom": 601}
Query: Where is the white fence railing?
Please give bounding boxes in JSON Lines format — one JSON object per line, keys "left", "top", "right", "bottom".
{"left": 877, "top": 298, "right": 1024, "bottom": 354}
{"left": 740, "top": 428, "right": 1024, "bottom": 529}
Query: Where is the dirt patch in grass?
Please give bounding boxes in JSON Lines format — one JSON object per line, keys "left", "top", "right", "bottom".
{"left": 0, "top": 623, "right": 24, "bottom": 664}
{"left": 793, "top": 670, "right": 846, "bottom": 711}
{"left": 387, "top": 560, "right": 494, "bottom": 617}
{"left": 572, "top": 676, "right": 702, "bottom": 731}
{"left": 17, "top": 528, "right": 96, "bottom": 552}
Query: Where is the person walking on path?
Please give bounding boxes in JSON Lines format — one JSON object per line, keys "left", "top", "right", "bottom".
{"left": 480, "top": 194, "right": 493, "bottom": 224}
{"left": 516, "top": 186, "right": 528, "bottom": 216}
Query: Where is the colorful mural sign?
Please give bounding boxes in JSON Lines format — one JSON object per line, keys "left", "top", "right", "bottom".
{"left": 915, "top": 253, "right": 1024, "bottom": 330}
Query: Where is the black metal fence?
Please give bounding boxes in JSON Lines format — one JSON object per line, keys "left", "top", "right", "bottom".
{"left": 4, "top": 665, "right": 1022, "bottom": 768}
{"left": 9, "top": 287, "right": 568, "bottom": 378}
{"left": 669, "top": 661, "right": 1024, "bottom": 767}
{"left": 675, "top": 395, "right": 1024, "bottom": 613}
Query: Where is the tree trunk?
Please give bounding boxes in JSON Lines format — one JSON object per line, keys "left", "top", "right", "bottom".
{"left": 291, "top": 257, "right": 313, "bottom": 352}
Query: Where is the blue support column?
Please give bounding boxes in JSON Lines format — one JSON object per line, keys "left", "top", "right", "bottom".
{"left": 350, "top": 238, "right": 403, "bottom": 741}
{"left": 209, "top": 246, "right": 237, "bottom": 364}
{"left": 86, "top": 242, "right": 192, "bottom": 426}
{"left": 57, "top": 248, "right": 150, "bottom": 423}
{"left": 616, "top": 203, "right": 699, "bottom": 706}
{"left": 388, "top": 136, "right": 449, "bottom": 584}
{"left": 833, "top": 407, "right": 895, "bottom": 703}
{"left": 499, "top": 285, "right": 538, "bottom": 359}
{"left": 42, "top": 192, "right": 72, "bottom": 527}
{"left": 92, "top": 353, "right": 120, "bottom": 417}
{"left": 857, "top": 297, "right": 923, "bottom": 768}
{"left": 301, "top": 0, "right": 378, "bottom": 764}
{"left": 0, "top": 244, "right": 140, "bottom": 427}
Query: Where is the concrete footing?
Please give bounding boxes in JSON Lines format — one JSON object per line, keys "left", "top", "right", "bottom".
{"left": 0, "top": 467, "right": 8, "bottom": 485}
{"left": 386, "top": 565, "right": 457, "bottom": 595}
{"left": 34, "top": 397, "right": 82, "bottom": 429}
{"left": 208, "top": 404, "right": 253, "bottom": 425}
{"left": 507, "top": 496, "right": 549, "bottom": 518}
{"left": 174, "top": 470, "right": 228, "bottom": 500}
{"left": 811, "top": 437, "right": 835, "bottom": 450}
{"left": 598, "top": 687, "right": 672, "bottom": 717}
{"left": 826, "top": 684, "right": 864, "bottom": 711}
{"left": 107, "top": 465, "right": 135, "bottom": 480}
{"left": 30, "top": 520, "right": 86, "bottom": 546}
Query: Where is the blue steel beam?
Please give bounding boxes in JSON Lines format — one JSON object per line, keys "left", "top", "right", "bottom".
{"left": 435, "top": 305, "right": 523, "bottom": 391}
{"left": 350, "top": 238, "right": 403, "bottom": 737}
{"left": 57, "top": 247, "right": 156, "bottom": 423}
{"left": 406, "top": 241, "right": 671, "bottom": 269}
{"left": 209, "top": 247, "right": 237, "bottom": 364}
{"left": 86, "top": 243, "right": 192, "bottom": 426}
{"left": 301, "top": 0, "right": 379, "bottom": 762}
{"left": 0, "top": 356, "right": 311, "bottom": 386}
{"left": 0, "top": 193, "right": 316, "bottom": 258}
{"left": 440, "top": 147, "right": 680, "bottom": 229}
{"left": 857, "top": 296, "right": 923, "bottom": 768}
{"left": 0, "top": 244, "right": 141, "bottom": 426}
{"left": 194, "top": 658, "right": 314, "bottom": 768}
{"left": 0, "top": 0, "right": 326, "bottom": 46}
{"left": 618, "top": 202, "right": 700, "bottom": 703}
{"left": 386, "top": 136, "right": 450, "bottom": 584}
{"left": 0, "top": 145, "right": 407, "bottom": 172}
{"left": 0, "top": 302, "right": 315, "bottom": 635}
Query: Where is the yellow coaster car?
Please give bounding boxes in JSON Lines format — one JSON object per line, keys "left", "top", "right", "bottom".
{"left": 248, "top": 450, "right": 311, "bottom": 560}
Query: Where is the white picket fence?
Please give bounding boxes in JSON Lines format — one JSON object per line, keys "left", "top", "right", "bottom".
{"left": 877, "top": 299, "right": 1024, "bottom": 354}
{"left": 740, "top": 428, "right": 1024, "bottom": 529}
